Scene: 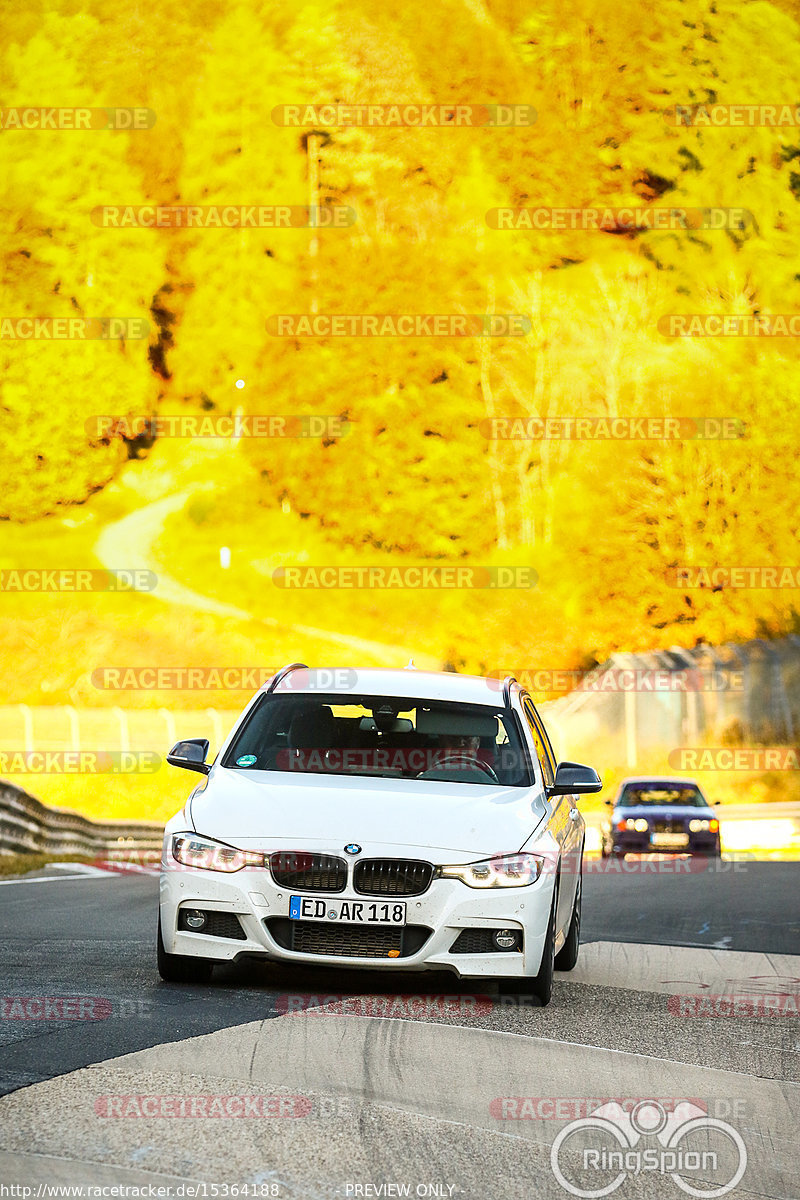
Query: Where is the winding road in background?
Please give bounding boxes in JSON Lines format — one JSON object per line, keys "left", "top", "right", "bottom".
{"left": 94, "top": 487, "right": 439, "bottom": 669}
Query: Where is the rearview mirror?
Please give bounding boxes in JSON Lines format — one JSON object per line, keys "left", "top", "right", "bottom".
{"left": 167, "top": 738, "right": 211, "bottom": 775}
{"left": 549, "top": 760, "right": 602, "bottom": 796}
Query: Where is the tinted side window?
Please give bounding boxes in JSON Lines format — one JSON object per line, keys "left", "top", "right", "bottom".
{"left": 522, "top": 698, "right": 555, "bottom": 788}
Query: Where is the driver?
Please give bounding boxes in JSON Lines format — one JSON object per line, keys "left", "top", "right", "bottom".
{"left": 434, "top": 733, "right": 480, "bottom": 761}
{"left": 415, "top": 729, "right": 498, "bottom": 780}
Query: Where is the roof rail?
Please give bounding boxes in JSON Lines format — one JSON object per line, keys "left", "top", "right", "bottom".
{"left": 266, "top": 662, "right": 309, "bottom": 693}
{"left": 501, "top": 675, "right": 517, "bottom": 706}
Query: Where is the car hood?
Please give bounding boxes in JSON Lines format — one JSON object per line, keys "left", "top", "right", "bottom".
{"left": 188, "top": 768, "right": 547, "bottom": 857}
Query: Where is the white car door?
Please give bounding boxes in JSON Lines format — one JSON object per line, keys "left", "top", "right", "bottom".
{"left": 522, "top": 697, "right": 581, "bottom": 937}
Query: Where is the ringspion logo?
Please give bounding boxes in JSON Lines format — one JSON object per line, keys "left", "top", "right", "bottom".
{"left": 550, "top": 1100, "right": 747, "bottom": 1197}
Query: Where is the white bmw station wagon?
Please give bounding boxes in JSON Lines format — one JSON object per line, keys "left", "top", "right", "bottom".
{"left": 158, "top": 664, "right": 601, "bottom": 1005}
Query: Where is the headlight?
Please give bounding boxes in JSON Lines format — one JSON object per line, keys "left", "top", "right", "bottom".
{"left": 172, "top": 833, "right": 265, "bottom": 872}
{"left": 436, "top": 853, "right": 543, "bottom": 888}
{"left": 689, "top": 819, "right": 718, "bottom": 833}
{"left": 633, "top": 818, "right": 649, "bottom": 832}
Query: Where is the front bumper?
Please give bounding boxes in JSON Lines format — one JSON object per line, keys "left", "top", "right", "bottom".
{"left": 610, "top": 832, "right": 720, "bottom": 855}
{"left": 159, "top": 852, "right": 555, "bottom": 979}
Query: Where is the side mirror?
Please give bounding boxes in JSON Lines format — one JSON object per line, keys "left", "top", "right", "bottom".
{"left": 604, "top": 798, "right": 614, "bottom": 806}
{"left": 713, "top": 800, "right": 721, "bottom": 806}
{"left": 549, "top": 760, "right": 602, "bottom": 796}
{"left": 167, "top": 738, "right": 211, "bottom": 775}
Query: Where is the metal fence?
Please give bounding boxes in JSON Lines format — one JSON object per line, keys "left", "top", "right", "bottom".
{"left": 0, "top": 707, "right": 243, "bottom": 855}
{"left": 0, "top": 705, "right": 242, "bottom": 758}
{"left": 541, "top": 637, "right": 800, "bottom": 768}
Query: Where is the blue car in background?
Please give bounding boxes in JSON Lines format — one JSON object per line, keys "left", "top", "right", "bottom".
{"left": 601, "top": 776, "right": 721, "bottom": 858}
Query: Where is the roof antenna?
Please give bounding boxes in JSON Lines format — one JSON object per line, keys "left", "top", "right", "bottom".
{"left": 405, "top": 658, "right": 416, "bottom": 669}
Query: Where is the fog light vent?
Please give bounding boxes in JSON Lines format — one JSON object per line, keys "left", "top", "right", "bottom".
{"left": 493, "top": 929, "right": 520, "bottom": 950}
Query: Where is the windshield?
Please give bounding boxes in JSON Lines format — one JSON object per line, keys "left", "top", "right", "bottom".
{"left": 618, "top": 784, "right": 708, "bottom": 808}
{"left": 222, "top": 694, "right": 530, "bottom": 786}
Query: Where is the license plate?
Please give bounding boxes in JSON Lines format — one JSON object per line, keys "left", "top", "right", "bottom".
{"left": 650, "top": 832, "right": 689, "bottom": 848}
{"left": 289, "top": 896, "right": 407, "bottom": 925}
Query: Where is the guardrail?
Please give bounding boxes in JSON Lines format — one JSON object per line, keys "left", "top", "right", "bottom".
{"left": 0, "top": 780, "right": 164, "bottom": 857}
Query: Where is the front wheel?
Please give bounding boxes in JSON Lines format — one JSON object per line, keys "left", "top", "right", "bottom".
{"left": 497, "top": 886, "right": 557, "bottom": 1007}
{"left": 554, "top": 871, "right": 581, "bottom": 972}
{"left": 157, "top": 915, "right": 214, "bottom": 983}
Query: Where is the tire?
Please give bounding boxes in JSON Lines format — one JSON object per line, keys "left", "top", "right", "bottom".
{"left": 554, "top": 869, "right": 581, "bottom": 972}
{"left": 157, "top": 915, "right": 214, "bottom": 984}
{"left": 498, "top": 883, "right": 558, "bottom": 1007}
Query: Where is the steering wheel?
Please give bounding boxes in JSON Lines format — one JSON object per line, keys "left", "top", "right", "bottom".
{"left": 417, "top": 753, "right": 499, "bottom": 782}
